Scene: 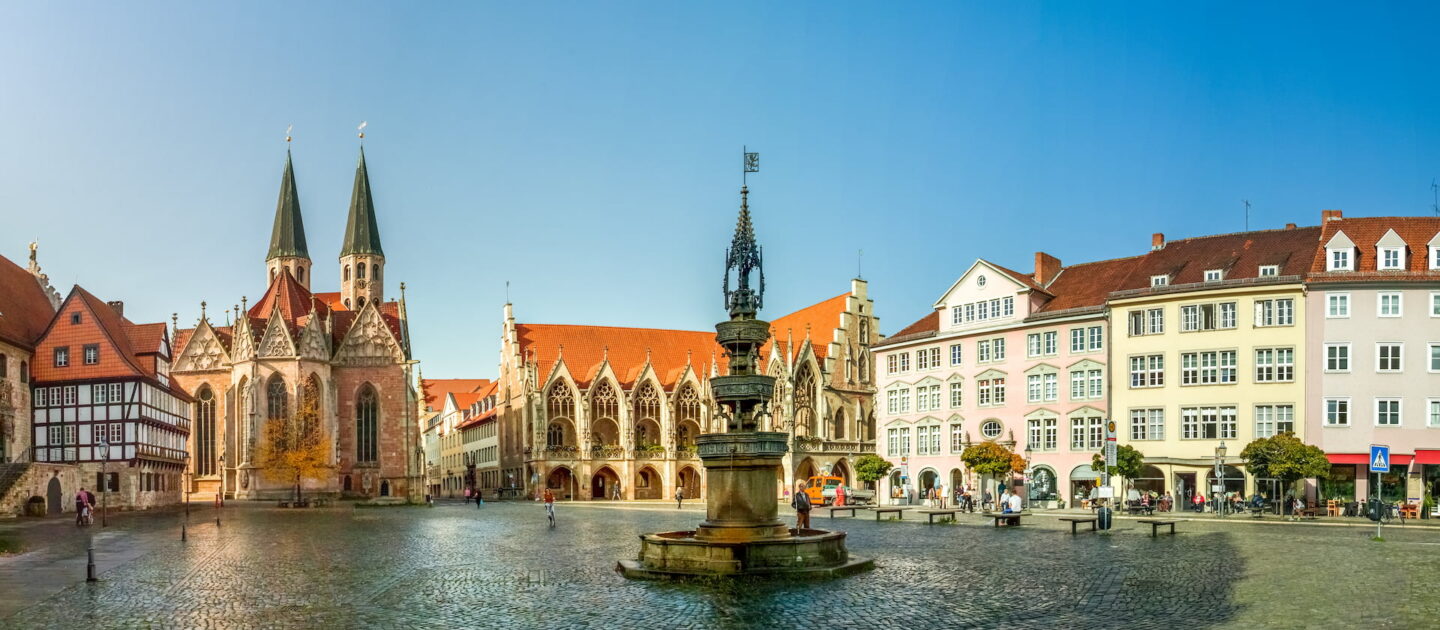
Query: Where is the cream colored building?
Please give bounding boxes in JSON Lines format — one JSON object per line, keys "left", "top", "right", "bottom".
{"left": 1110, "top": 227, "right": 1319, "bottom": 503}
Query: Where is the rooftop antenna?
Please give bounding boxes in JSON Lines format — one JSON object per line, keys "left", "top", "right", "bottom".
{"left": 857, "top": 249, "right": 864, "bottom": 280}
{"left": 505, "top": 280, "right": 511, "bottom": 304}
{"left": 1431, "top": 179, "right": 1438, "bottom": 217}
{"left": 1244, "top": 199, "right": 1251, "bottom": 231}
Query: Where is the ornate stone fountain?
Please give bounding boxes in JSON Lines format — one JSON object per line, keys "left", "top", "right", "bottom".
{"left": 617, "top": 183, "right": 873, "bottom": 579}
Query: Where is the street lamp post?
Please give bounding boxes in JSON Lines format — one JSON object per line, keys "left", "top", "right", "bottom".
{"left": 1023, "top": 444, "right": 1033, "bottom": 510}
{"left": 97, "top": 438, "right": 109, "bottom": 527}
{"left": 183, "top": 452, "right": 191, "bottom": 518}
{"left": 1214, "top": 441, "right": 1228, "bottom": 518}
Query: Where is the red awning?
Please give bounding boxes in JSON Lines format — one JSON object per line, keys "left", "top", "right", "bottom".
{"left": 1326, "top": 453, "right": 1368, "bottom": 465}
{"left": 1415, "top": 450, "right": 1440, "bottom": 465}
{"left": 1327, "top": 453, "right": 1414, "bottom": 466}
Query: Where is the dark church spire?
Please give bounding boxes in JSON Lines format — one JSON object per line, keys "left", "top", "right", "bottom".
{"left": 267, "top": 150, "right": 310, "bottom": 261}
{"left": 340, "top": 147, "right": 384, "bottom": 257}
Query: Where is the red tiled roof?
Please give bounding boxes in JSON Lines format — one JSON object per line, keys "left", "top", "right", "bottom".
{"left": 248, "top": 269, "right": 330, "bottom": 322}
{"left": 987, "top": 261, "right": 1051, "bottom": 294}
{"left": 1034, "top": 256, "right": 1143, "bottom": 314}
{"left": 313, "top": 292, "right": 348, "bottom": 312}
{"left": 452, "top": 391, "right": 483, "bottom": 410}
{"left": 32, "top": 287, "right": 185, "bottom": 400}
{"left": 124, "top": 322, "right": 167, "bottom": 356}
{"left": 422, "top": 378, "right": 492, "bottom": 411}
{"left": 516, "top": 324, "right": 720, "bottom": 389}
{"left": 456, "top": 406, "right": 498, "bottom": 430}
{"left": 762, "top": 293, "right": 849, "bottom": 362}
{"left": 874, "top": 311, "right": 939, "bottom": 348}
{"left": 1308, "top": 216, "right": 1440, "bottom": 282}
{"left": 0, "top": 252, "right": 57, "bottom": 349}
{"left": 1116, "top": 226, "right": 1321, "bottom": 291}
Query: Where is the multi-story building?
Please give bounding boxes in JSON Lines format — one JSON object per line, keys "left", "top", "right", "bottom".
{"left": 1110, "top": 226, "right": 1318, "bottom": 503}
{"left": 875, "top": 253, "right": 1135, "bottom": 506}
{"left": 419, "top": 377, "right": 490, "bottom": 498}
{"left": 495, "top": 278, "right": 878, "bottom": 501}
{"left": 459, "top": 381, "right": 500, "bottom": 497}
{"left": 170, "top": 147, "right": 420, "bottom": 501}
{"left": 29, "top": 287, "right": 191, "bottom": 511}
{"left": 0, "top": 244, "right": 60, "bottom": 466}
{"left": 1305, "top": 211, "right": 1440, "bottom": 505}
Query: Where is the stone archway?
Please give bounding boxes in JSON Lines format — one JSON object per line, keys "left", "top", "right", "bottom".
{"left": 831, "top": 458, "right": 853, "bottom": 486}
{"left": 635, "top": 466, "right": 661, "bottom": 500}
{"left": 547, "top": 467, "right": 575, "bottom": 500}
{"left": 795, "top": 457, "right": 819, "bottom": 484}
{"left": 592, "top": 466, "right": 620, "bottom": 500}
{"left": 46, "top": 477, "right": 61, "bottom": 515}
{"left": 678, "top": 466, "right": 701, "bottom": 500}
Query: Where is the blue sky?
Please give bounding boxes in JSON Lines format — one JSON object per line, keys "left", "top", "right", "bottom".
{"left": 3, "top": 3, "right": 1439, "bottom": 377}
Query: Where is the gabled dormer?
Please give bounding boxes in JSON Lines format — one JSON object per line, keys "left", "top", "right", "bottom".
{"left": 1375, "top": 228, "right": 1407, "bottom": 271}
{"left": 933, "top": 259, "right": 1037, "bottom": 331}
{"left": 1430, "top": 231, "right": 1440, "bottom": 270}
{"left": 1325, "top": 230, "right": 1355, "bottom": 271}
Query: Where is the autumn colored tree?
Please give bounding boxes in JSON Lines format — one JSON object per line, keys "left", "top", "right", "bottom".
{"left": 961, "top": 442, "right": 1026, "bottom": 490}
{"left": 255, "top": 384, "right": 333, "bottom": 503}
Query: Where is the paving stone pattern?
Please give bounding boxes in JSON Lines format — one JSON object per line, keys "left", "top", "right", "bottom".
{"left": 2, "top": 502, "right": 1438, "bottom": 629}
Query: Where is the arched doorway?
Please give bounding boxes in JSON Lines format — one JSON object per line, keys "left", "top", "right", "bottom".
{"left": 1069, "top": 465, "right": 1099, "bottom": 504}
{"left": 379, "top": 480, "right": 390, "bottom": 497}
{"left": 831, "top": 459, "right": 853, "bottom": 486}
{"left": 678, "top": 466, "right": 701, "bottom": 499}
{"left": 1133, "top": 465, "right": 1165, "bottom": 496}
{"left": 795, "top": 458, "right": 818, "bottom": 484}
{"left": 887, "top": 470, "right": 904, "bottom": 502}
{"left": 343, "top": 475, "right": 353, "bottom": 492}
{"left": 1206, "top": 465, "right": 1246, "bottom": 496}
{"left": 918, "top": 468, "right": 939, "bottom": 494}
{"left": 1028, "top": 465, "right": 1058, "bottom": 505}
{"left": 635, "top": 466, "right": 661, "bottom": 500}
{"left": 547, "top": 467, "right": 574, "bottom": 500}
{"left": 592, "top": 466, "right": 620, "bottom": 499}
{"left": 46, "top": 477, "right": 61, "bottom": 515}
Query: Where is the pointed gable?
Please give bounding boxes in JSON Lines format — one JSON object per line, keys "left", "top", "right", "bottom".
{"left": 1309, "top": 216, "right": 1440, "bottom": 279}
{"left": 31, "top": 287, "right": 167, "bottom": 383}
{"left": 174, "top": 321, "right": 232, "bottom": 371}
{"left": 1375, "top": 228, "right": 1406, "bottom": 248}
{"left": 1325, "top": 230, "right": 1355, "bottom": 249}
{"left": 333, "top": 302, "right": 404, "bottom": 366}
{"left": 0, "top": 251, "right": 59, "bottom": 349}
{"left": 248, "top": 268, "right": 326, "bottom": 323}
{"left": 257, "top": 314, "right": 296, "bottom": 357}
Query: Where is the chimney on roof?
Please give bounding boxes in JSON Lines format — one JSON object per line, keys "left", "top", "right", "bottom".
{"left": 1285, "top": 223, "right": 1296, "bottom": 230}
{"left": 1321, "top": 209, "right": 1343, "bottom": 223}
{"left": 1033, "top": 252, "right": 1061, "bottom": 286}
{"left": 1151, "top": 233, "right": 1165, "bottom": 250}
{"left": 107, "top": 300, "right": 124, "bottom": 318}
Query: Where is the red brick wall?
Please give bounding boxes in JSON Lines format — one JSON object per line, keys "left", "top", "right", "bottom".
{"left": 334, "top": 365, "right": 415, "bottom": 496}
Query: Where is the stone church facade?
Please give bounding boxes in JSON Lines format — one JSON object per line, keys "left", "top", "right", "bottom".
{"left": 495, "top": 278, "right": 879, "bottom": 501}
{"left": 170, "top": 148, "right": 419, "bottom": 501}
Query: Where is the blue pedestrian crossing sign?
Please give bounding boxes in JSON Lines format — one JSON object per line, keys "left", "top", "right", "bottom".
{"left": 1369, "top": 445, "right": 1390, "bottom": 472}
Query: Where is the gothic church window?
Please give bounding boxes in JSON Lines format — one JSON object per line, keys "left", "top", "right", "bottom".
{"left": 266, "top": 375, "right": 288, "bottom": 423}
{"left": 357, "top": 385, "right": 379, "bottom": 463}
{"left": 832, "top": 408, "right": 846, "bottom": 440}
{"left": 344, "top": 265, "right": 351, "bottom": 281}
{"left": 196, "top": 386, "right": 216, "bottom": 476}
{"left": 794, "top": 365, "right": 816, "bottom": 436}
{"left": 358, "top": 262, "right": 367, "bottom": 279}
{"left": 633, "top": 382, "right": 661, "bottom": 448}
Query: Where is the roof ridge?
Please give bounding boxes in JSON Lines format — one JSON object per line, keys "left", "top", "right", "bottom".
{"left": 1166, "top": 224, "right": 1321, "bottom": 244}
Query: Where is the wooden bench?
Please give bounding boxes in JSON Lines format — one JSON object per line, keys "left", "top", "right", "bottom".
{"left": 917, "top": 509, "right": 958, "bottom": 524}
{"left": 874, "top": 507, "right": 906, "bottom": 521}
{"left": 1298, "top": 508, "right": 1319, "bottom": 520}
{"left": 1137, "top": 519, "right": 1177, "bottom": 537}
{"left": 983, "top": 511, "right": 1025, "bottom": 527}
{"left": 1058, "top": 516, "right": 1098, "bottom": 534}
{"left": 825, "top": 506, "right": 864, "bottom": 518}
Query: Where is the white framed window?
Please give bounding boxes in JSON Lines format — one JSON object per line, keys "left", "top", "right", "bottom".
{"left": 965, "top": 304, "right": 975, "bottom": 322}
{"left": 1180, "top": 405, "right": 1237, "bottom": 439}
{"left": 950, "top": 344, "right": 963, "bottom": 366}
{"left": 1254, "top": 347, "right": 1294, "bottom": 383}
{"left": 1204, "top": 269, "right": 1223, "bottom": 282}
{"left": 1325, "top": 343, "right": 1351, "bottom": 373}
{"left": 899, "top": 353, "right": 910, "bottom": 372}
{"left": 1129, "top": 354, "right": 1164, "bottom": 388}
{"left": 1181, "top": 350, "right": 1237, "bottom": 385}
{"left": 1088, "top": 326, "right": 1103, "bottom": 351}
{"left": 1180, "top": 302, "right": 1237, "bottom": 332}
{"left": 886, "top": 390, "right": 900, "bottom": 415}
{"left": 1324, "top": 398, "right": 1350, "bottom": 427}
{"left": 1328, "top": 248, "right": 1352, "bottom": 271}
{"left": 63, "top": 386, "right": 76, "bottom": 405}
{"left": 977, "top": 340, "right": 991, "bottom": 363}
{"left": 109, "top": 423, "right": 123, "bottom": 444}
{"left": 48, "top": 425, "right": 62, "bottom": 445}
{"left": 1254, "top": 404, "right": 1295, "bottom": 438}
{"left": 1151, "top": 275, "right": 1169, "bottom": 287}
{"left": 1430, "top": 343, "right": 1440, "bottom": 372}
{"left": 1254, "top": 298, "right": 1295, "bottom": 327}
{"left": 993, "top": 338, "right": 1006, "bottom": 361}
{"left": 950, "top": 424, "right": 965, "bottom": 452}
{"left": 1379, "top": 247, "right": 1404, "bottom": 270}
{"left": 1326, "top": 293, "right": 1350, "bottom": 318}
{"left": 1002, "top": 297, "right": 1014, "bottom": 317}
{"left": 1129, "top": 408, "right": 1164, "bottom": 441}
{"left": 1432, "top": 292, "right": 1440, "bottom": 317}
{"left": 92, "top": 384, "right": 107, "bottom": 404}
{"left": 1070, "top": 329, "right": 1085, "bottom": 353}
{"left": 1429, "top": 399, "right": 1440, "bottom": 428}
{"left": 1088, "top": 369, "right": 1102, "bottom": 399}
{"left": 1259, "top": 265, "right": 1279, "bottom": 277}
{"left": 1070, "top": 416, "right": 1104, "bottom": 450}
{"left": 1044, "top": 373, "right": 1057, "bottom": 401}
{"left": 1070, "top": 371, "right": 1086, "bottom": 400}
{"left": 949, "top": 381, "right": 963, "bottom": 408}
{"left": 1375, "top": 398, "right": 1402, "bottom": 426}
{"left": 981, "top": 420, "right": 1003, "bottom": 439}
{"left": 1376, "top": 343, "right": 1403, "bottom": 373}
{"left": 978, "top": 300, "right": 990, "bottom": 320}
{"left": 1027, "top": 334, "right": 1041, "bottom": 358}
{"left": 83, "top": 345, "right": 98, "bottom": 365}
{"left": 951, "top": 306, "right": 963, "bottom": 326}
{"left": 1027, "top": 375, "right": 1043, "bottom": 403}
{"left": 1042, "top": 332, "right": 1057, "bottom": 355}
{"left": 916, "top": 349, "right": 931, "bottom": 371}
{"left": 886, "top": 355, "right": 898, "bottom": 375}
{"left": 1432, "top": 247, "right": 1440, "bottom": 270}
{"left": 1378, "top": 292, "right": 1403, "bottom": 317}
{"left": 926, "top": 384, "right": 941, "bottom": 411}
{"left": 109, "top": 383, "right": 122, "bottom": 402}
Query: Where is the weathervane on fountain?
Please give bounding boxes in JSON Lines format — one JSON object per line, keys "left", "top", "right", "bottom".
{"left": 724, "top": 148, "right": 765, "bottom": 314}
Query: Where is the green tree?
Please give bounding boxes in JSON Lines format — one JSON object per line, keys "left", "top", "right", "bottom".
{"left": 962, "top": 442, "right": 1026, "bottom": 492}
{"left": 1091, "top": 444, "right": 1145, "bottom": 485}
{"left": 1240, "top": 433, "right": 1330, "bottom": 498}
{"left": 854, "top": 454, "right": 893, "bottom": 493}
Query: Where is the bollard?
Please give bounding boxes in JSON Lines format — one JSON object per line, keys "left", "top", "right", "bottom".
{"left": 86, "top": 545, "right": 97, "bottom": 582}
{"left": 181, "top": 523, "right": 187, "bottom": 542}
{"left": 215, "top": 516, "right": 221, "bottom": 527}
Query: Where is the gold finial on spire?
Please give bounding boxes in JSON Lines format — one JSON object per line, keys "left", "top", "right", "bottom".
{"left": 358, "top": 120, "right": 368, "bottom": 140}
{"left": 286, "top": 124, "right": 293, "bottom": 143}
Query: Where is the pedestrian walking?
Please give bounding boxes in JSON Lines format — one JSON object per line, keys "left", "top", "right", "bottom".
{"left": 675, "top": 486, "right": 684, "bottom": 509}
{"left": 464, "top": 487, "right": 472, "bottom": 504}
{"left": 542, "top": 488, "right": 556, "bottom": 527}
{"left": 612, "top": 483, "right": 621, "bottom": 501}
{"left": 835, "top": 484, "right": 846, "bottom": 507}
{"left": 476, "top": 488, "right": 484, "bottom": 508}
{"left": 791, "top": 482, "right": 812, "bottom": 531}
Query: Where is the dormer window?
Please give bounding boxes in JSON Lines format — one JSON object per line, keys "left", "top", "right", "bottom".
{"left": 1151, "top": 275, "right": 1169, "bottom": 287}
{"left": 1379, "top": 247, "right": 1404, "bottom": 270}
{"left": 1259, "top": 265, "right": 1279, "bottom": 277}
{"left": 1328, "top": 248, "right": 1352, "bottom": 271}
{"left": 1204, "top": 270, "right": 1223, "bottom": 282}
{"left": 1431, "top": 246, "right": 1440, "bottom": 270}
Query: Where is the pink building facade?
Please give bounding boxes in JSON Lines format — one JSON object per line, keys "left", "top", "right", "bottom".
{"left": 875, "top": 253, "right": 1136, "bottom": 507}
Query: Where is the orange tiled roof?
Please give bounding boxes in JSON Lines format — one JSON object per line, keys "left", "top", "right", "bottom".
{"left": 761, "top": 293, "right": 849, "bottom": 362}
{"left": 516, "top": 324, "right": 720, "bottom": 389}
{"left": 451, "top": 391, "right": 483, "bottom": 410}
{"left": 1033, "top": 256, "right": 1143, "bottom": 314}
{"left": 421, "top": 378, "right": 492, "bottom": 411}
{"left": 456, "top": 406, "right": 498, "bottom": 430}
{"left": 0, "top": 252, "right": 58, "bottom": 349}
{"left": 987, "top": 261, "right": 1051, "bottom": 295}
{"left": 123, "top": 322, "right": 167, "bottom": 356}
{"left": 313, "top": 292, "right": 348, "bottom": 312}
{"left": 1116, "top": 226, "right": 1321, "bottom": 291}
{"left": 248, "top": 269, "right": 330, "bottom": 322}
{"left": 1308, "top": 215, "right": 1440, "bottom": 281}
{"left": 32, "top": 287, "right": 186, "bottom": 400}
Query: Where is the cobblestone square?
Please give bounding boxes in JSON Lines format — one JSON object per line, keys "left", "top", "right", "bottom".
{"left": 2, "top": 502, "right": 1438, "bottom": 629}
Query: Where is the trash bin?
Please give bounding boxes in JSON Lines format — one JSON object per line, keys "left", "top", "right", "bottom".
{"left": 1368, "top": 499, "right": 1383, "bottom": 522}
{"left": 1097, "top": 505, "right": 1113, "bottom": 530}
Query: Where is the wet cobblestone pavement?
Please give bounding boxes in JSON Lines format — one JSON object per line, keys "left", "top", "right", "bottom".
{"left": 2, "top": 501, "right": 1438, "bottom": 629}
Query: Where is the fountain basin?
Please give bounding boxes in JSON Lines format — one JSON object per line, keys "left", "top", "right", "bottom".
{"left": 616, "top": 528, "right": 874, "bottom": 579}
